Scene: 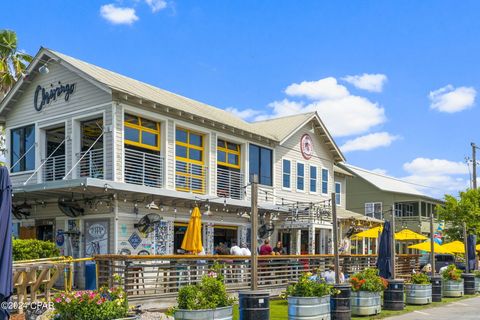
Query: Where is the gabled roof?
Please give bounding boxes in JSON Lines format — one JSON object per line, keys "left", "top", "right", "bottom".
{"left": 340, "top": 163, "right": 442, "bottom": 202}
{"left": 0, "top": 47, "right": 344, "bottom": 162}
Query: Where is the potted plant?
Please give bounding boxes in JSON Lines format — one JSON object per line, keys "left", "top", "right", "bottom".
{"left": 285, "top": 272, "right": 335, "bottom": 320}
{"left": 405, "top": 273, "right": 432, "bottom": 305}
{"left": 442, "top": 264, "right": 464, "bottom": 297}
{"left": 474, "top": 270, "right": 480, "bottom": 293}
{"left": 349, "top": 268, "right": 387, "bottom": 316}
{"left": 168, "top": 263, "right": 235, "bottom": 320}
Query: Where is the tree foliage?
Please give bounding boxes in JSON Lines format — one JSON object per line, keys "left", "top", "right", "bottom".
{"left": 437, "top": 188, "right": 480, "bottom": 241}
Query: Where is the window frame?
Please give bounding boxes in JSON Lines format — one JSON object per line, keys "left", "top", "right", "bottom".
{"left": 282, "top": 158, "right": 292, "bottom": 190}
{"left": 335, "top": 182, "right": 342, "bottom": 206}
{"left": 10, "top": 124, "right": 36, "bottom": 173}
{"left": 124, "top": 113, "right": 161, "bottom": 151}
{"left": 309, "top": 165, "right": 317, "bottom": 194}
{"left": 175, "top": 127, "right": 204, "bottom": 165}
{"left": 296, "top": 161, "right": 305, "bottom": 192}
{"left": 175, "top": 127, "right": 205, "bottom": 194}
{"left": 321, "top": 168, "right": 329, "bottom": 195}
{"left": 248, "top": 144, "right": 273, "bottom": 186}
{"left": 365, "top": 202, "right": 383, "bottom": 219}
{"left": 217, "top": 139, "right": 241, "bottom": 169}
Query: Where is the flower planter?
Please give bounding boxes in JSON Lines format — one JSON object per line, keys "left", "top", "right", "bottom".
{"left": 443, "top": 280, "right": 464, "bottom": 297}
{"left": 475, "top": 277, "right": 480, "bottom": 293}
{"left": 288, "top": 295, "right": 331, "bottom": 320}
{"left": 174, "top": 306, "right": 233, "bottom": 320}
{"left": 350, "top": 291, "right": 381, "bottom": 316}
{"left": 405, "top": 284, "right": 432, "bottom": 305}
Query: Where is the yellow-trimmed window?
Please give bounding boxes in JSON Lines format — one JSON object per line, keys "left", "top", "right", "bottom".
{"left": 217, "top": 139, "right": 240, "bottom": 169}
{"left": 175, "top": 128, "right": 205, "bottom": 193}
{"left": 124, "top": 114, "right": 160, "bottom": 151}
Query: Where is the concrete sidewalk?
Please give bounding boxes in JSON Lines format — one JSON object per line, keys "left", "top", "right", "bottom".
{"left": 386, "top": 296, "right": 480, "bottom": 320}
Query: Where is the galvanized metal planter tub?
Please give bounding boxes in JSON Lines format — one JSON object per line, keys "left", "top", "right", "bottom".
{"left": 174, "top": 306, "right": 233, "bottom": 320}
{"left": 350, "top": 291, "right": 381, "bottom": 316}
{"left": 405, "top": 284, "right": 432, "bottom": 305}
{"left": 475, "top": 277, "right": 480, "bottom": 292}
{"left": 443, "top": 280, "right": 464, "bottom": 297}
{"left": 288, "top": 295, "right": 331, "bottom": 320}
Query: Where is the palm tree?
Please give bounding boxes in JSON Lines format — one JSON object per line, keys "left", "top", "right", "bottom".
{"left": 0, "top": 30, "right": 32, "bottom": 98}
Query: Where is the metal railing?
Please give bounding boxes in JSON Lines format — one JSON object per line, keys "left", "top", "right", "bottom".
{"left": 175, "top": 160, "right": 207, "bottom": 194}
{"left": 124, "top": 148, "right": 164, "bottom": 188}
{"left": 216, "top": 167, "right": 244, "bottom": 200}
{"left": 43, "top": 154, "right": 66, "bottom": 181}
{"left": 95, "top": 254, "right": 420, "bottom": 300}
{"left": 78, "top": 148, "right": 104, "bottom": 179}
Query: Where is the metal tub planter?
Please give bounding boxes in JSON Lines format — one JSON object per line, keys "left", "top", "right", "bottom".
{"left": 350, "top": 291, "right": 381, "bottom": 316}
{"left": 174, "top": 306, "right": 233, "bottom": 320}
{"left": 443, "top": 280, "right": 464, "bottom": 297}
{"left": 288, "top": 296, "right": 331, "bottom": 320}
{"left": 405, "top": 284, "right": 432, "bottom": 305}
{"left": 475, "top": 277, "right": 480, "bottom": 293}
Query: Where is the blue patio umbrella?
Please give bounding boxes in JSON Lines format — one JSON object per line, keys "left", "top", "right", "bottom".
{"left": 0, "top": 167, "right": 12, "bottom": 320}
{"left": 376, "top": 221, "right": 392, "bottom": 279}
{"left": 467, "top": 234, "right": 477, "bottom": 271}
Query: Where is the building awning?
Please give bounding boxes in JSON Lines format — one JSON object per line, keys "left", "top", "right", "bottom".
{"left": 336, "top": 207, "right": 383, "bottom": 223}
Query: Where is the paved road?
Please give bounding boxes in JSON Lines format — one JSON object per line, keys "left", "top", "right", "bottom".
{"left": 386, "top": 296, "right": 480, "bottom": 320}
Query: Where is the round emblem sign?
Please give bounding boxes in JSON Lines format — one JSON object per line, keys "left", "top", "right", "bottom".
{"left": 88, "top": 223, "right": 106, "bottom": 238}
{"left": 300, "top": 134, "right": 313, "bottom": 160}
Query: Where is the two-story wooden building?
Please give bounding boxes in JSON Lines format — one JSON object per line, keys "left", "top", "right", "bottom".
{"left": 1, "top": 47, "right": 349, "bottom": 259}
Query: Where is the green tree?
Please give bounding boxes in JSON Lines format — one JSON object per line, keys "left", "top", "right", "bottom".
{"left": 0, "top": 29, "right": 32, "bottom": 97}
{"left": 437, "top": 188, "right": 480, "bottom": 241}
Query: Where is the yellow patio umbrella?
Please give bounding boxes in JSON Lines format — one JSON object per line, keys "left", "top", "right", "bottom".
{"left": 441, "top": 241, "right": 465, "bottom": 254}
{"left": 351, "top": 226, "right": 383, "bottom": 239}
{"left": 476, "top": 244, "right": 480, "bottom": 251}
{"left": 394, "top": 229, "right": 428, "bottom": 241}
{"left": 408, "top": 241, "right": 451, "bottom": 254}
{"left": 181, "top": 206, "right": 203, "bottom": 254}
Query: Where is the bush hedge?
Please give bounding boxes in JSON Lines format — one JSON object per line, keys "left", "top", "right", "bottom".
{"left": 13, "top": 238, "right": 60, "bottom": 261}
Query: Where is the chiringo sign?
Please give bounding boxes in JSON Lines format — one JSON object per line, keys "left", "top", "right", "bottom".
{"left": 34, "top": 81, "right": 76, "bottom": 111}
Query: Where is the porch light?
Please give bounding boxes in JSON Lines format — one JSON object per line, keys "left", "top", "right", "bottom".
{"left": 203, "top": 205, "right": 212, "bottom": 216}
{"left": 146, "top": 201, "right": 159, "bottom": 210}
{"left": 38, "top": 64, "right": 49, "bottom": 74}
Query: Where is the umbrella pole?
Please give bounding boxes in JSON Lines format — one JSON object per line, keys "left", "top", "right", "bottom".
{"left": 430, "top": 211, "right": 435, "bottom": 275}
{"left": 251, "top": 175, "right": 259, "bottom": 290}
{"left": 464, "top": 222, "right": 469, "bottom": 273}
{"left": 331, "top": 193, "right": 340, "bottom": 284}
{"left": 391, "top": 205, "right": 396, "bottom": 279}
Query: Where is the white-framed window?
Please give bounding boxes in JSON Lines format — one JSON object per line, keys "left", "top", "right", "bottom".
{"left": 335, "top": 182, "right": 341, "bottom": 205}
{"left": 297, "top": 162, "right": 305, "bottom": 191}
{"left": 282, "top": 158, "right": 291, "bottom": 189}
{"left": 394, "top": 203, "right": 402, "bottom": 217}
{"left": 365, "top": 202, "right": 383, "bottom": 220}
{"left": 405, "top": 204, "right": 414, "bottom": 216}
{"left": 321, "top": 168, "right": 329, "bottom": 194}
{"left": 310, "top": 165, "right": 317, "bottom": 193}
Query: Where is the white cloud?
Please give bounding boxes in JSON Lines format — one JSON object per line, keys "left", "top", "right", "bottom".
{"left": 225, "top": 107, "right": 263, "bottom": 121}
{"left": 403, "top": 158, "right": 468, "bottom": 175}
{"left": 429, "top": 85, "right": 476, "bottom": 113}
{"left": 343, "top": 73, "right": 387, "bottom": 92}
{"left": 285, "top": 77, "right": 349, "bottom": 100}
{"left": 100, "top": 4, "right": 139, "bottom": 25}
{"left": 340, "top": 132, "right": 399, "bottom": 152}
{"left": 145, "top": 0, "right": 167, "bottom": 12}
{"left": 371, "top": 168, "right": 388, "bottom": 175}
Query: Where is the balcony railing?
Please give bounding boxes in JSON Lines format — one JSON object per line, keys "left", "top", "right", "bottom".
{"left": 42, "top": 154, "right": 66, "bottom": 181}
{"left": 124, "top": 148, "right": 164, "bottom": 188}
{"left": 216, "top": 167, "right": 244, "bottom": 200}
{"left": 175, "top": 161, "right": 207, "bottom": 194}
{"left": 78, "top": 148, "right": 104, "bottom": 179}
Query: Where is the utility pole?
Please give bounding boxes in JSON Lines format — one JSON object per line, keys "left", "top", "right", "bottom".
{"left": 430, "top": 211, "right": 435, "bottom": 275}
{"left": 464, "top": 222, "right": 469, "bottom": 273}
{"left": 251, "top": 174, "right": 259, "bottom": 290}
{"left": 472, "top": 143, "right": 477, "bottom": 189}
{"left": 331, "top": 193, "right": 340, "bottom": 284}
{"left": 391, "top": 206, "right": 396, "bottom": 279}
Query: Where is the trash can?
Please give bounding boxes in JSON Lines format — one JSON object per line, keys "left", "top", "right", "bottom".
{"left": 85, "top": 262, "right": 97, "bottom": 290}
{"left": 462, "top": 273, "right": 475, "bottom": 295}
{"left": 383, "top": 279, "right": 404, "bottom": 310}
{"left": 239, "top": 290, "right": 269, "bottom": 320}
{"left": 431, "top": 275, "right": 442, "bottom": 302}
{"left": 331, "top": 284, "right": 351, "bottom": 320}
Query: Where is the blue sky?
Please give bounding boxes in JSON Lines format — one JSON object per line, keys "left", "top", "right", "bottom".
{"left": 4, "top": 1, "right": 480, "bottom": 197}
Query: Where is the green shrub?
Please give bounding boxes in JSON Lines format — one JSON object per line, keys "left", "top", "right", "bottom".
{"left": 13, "top": 239, "right": 60, "bottom": 261}
{"left": 473, "top": 270, "right": 480, "bottom": 278}
{"left": 409, "top": 273, "right": 430, "bottom": 285}
{"left": 285, "top": 272, "right": 334, "bottom": 298}
{"left": 349, "top": 268, "right": 388, "bottom": 292}
{"left": 441, "top": 264, "right": 462, "bottom": 282}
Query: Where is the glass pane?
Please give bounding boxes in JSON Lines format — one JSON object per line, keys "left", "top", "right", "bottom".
{"left": 218, "top": 150, "right": 226, "bottom": 163}
{"left": 249, "top": 145, "right": 259, "bottom": 181}
{"left": 176, "top": 129, "right": 188, "bottom": 143}
{"left": 283, "top": 159, "right": 290, "bottom": 174}
{"left": 227, "top": 142, "right": 238, "bottom": 151}
{"left": 141, "top": 118, "right": 158, "bottom": 130}
{"left": 310, "top": 166, "right": 317, "bottom": 179}
{"left": 297, "top": 163, "right": 304, "bottom": 177}
{"left": 25, "top": 126, "right": 35, "bottom": 171}
{"left": 322, "top": 181, "right": 328, "bottom": 194}
{"left": 228, "top": 153, "right": 239, "bottom": 165}
{"left": 189, "top": 133, "right": 202, "bottom": 147}
{"left": 322, "top": 169, "right": 328, "bottom": 181}
{"left": 176, "top": 145, "right": 187, "bottom": 158}
{"left": 310, "top": 179, "right": 316, "bottom": 192}
{"left": 142, "top": 131, "right": 158, "bottom": 147}
{"left": 335, "top": 183, "right": 341, "bottom": 193}
{"left": 336, "top": 194, "right": 341, "bottom": 205}
{"left": 124, "top": 114, "right": 139, "bottom": 124}
{"left": 125, "top": 127, "right": 140, "bottom": 142}
{"left": 283, "top": 174, "right": 290, "bottom": 188}
{"left": 297, "top": 177, "right": 304, "bottom": 190}
{"left": 217, "top": 139, "right": 226, "bottom": 148}
{"left": 260, "top": 148, "right": 272, "bottom": 186}
{"left": 11, "top": 128, "right": 22, "bottom": 173}
{"left": 189, "top": 149, "right": 202, "bottom": 161}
